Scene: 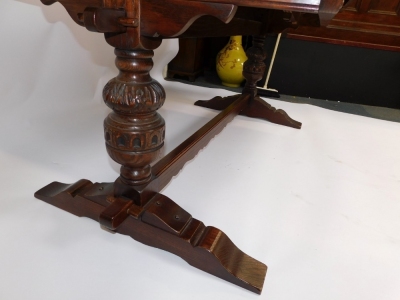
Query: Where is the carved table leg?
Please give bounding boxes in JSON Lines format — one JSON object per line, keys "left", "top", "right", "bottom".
{"left": 35, "top": 45, "right": 267, "bottom": 293}
{"left": 195, "top": 35, "right": 302, "bottom": 129}
{"left": 102, "top": 48, "right": 166, "bottom": 206}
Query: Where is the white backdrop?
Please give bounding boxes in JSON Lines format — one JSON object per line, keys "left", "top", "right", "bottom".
{"left": 1, "top": 1, "right": 400, "bottom": 299}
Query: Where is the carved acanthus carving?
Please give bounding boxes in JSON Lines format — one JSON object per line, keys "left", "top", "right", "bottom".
{"left": 103, "top": 49, "right": 165, "bottom": 113}
{"left": 103, "top": 80, "right": 165, "bottom": 113}
{"left": 103, "top": 48, "right": 166, "bottom": 186}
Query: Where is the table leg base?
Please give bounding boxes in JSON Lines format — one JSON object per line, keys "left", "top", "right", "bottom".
{"left": 195, "top": 95, "right": 302, "bottom": 129}
{"left": 35, "top": 180, "right": 267, "bottom": 294}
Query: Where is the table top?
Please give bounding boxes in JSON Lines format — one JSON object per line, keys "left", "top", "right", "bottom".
{"left": 187, "top": 0, "right": 323, "bottom": 13}
{"left": 41, "top": 0, "right": 343, "bottom": 38}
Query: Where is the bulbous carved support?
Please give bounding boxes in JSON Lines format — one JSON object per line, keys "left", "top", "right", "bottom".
{"left": 242, "top": 36, "right": 267, "bottom": 98}
{"left": 103, "top": 48, "right": 165, "bottom": 187}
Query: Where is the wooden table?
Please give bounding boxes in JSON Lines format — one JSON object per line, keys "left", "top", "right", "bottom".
{"left": 35, "top": 0, "right": 343, "bottom": 294}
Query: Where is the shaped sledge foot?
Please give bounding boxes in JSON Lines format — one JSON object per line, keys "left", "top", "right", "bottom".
{"left": 195, "top": 94, "right": 302, "bottom": 129}
{"left": 35, "top": 180, "right": 267, "bottom": 294}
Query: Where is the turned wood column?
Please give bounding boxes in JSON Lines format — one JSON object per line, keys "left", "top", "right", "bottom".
{"left": 242, "top": 35, "right": 267, "bottom": 98}
{"left": 103, "top": 48, "right": 165, "bottom": 203}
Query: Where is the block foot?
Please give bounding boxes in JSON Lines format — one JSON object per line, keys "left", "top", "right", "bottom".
{"left": 35, "top": 180, "right": 267, "bottom": 294}
{"left": 195, "top": 95, "right": 301, "bottom": 129}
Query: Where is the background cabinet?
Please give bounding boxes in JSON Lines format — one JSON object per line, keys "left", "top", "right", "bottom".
{"left": 288, "top": 0, "right": 400, "bottom": 51}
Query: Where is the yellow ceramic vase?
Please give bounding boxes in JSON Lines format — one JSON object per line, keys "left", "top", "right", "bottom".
{"left": 216, "top": 36, "right": 248, "bottom": 88}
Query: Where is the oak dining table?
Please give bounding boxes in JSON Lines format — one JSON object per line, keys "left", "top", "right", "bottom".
{"left": 34, "top": 0, "right": 343, "bottom": 294}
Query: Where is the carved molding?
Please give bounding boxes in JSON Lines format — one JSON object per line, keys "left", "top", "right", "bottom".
{"left": 104, "top": 112, "right": 165, "bottom": 152}
{"left": 103, "top": 79, "right": 165, "bottom": 113}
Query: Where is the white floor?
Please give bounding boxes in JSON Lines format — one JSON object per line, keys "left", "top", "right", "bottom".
{"left": 1, "top": 1, "right": 400, "bottom": 299}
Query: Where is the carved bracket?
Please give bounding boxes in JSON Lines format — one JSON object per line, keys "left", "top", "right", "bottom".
{"left": 141, "top": 0, "right": 237, "bottom": 37}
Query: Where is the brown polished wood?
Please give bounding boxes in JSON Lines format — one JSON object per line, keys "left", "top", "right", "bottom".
{"left": 36, "top": 0, "right": 342, "bottom": 293}
{"left": 167, "top": 38, "right": 205, "bottom": 81}
{"left": 288, "top": 0, "right": 400, "bottom": 51}
{"left": 35, "top": 181, "right": 267, "bottom": 293}
{"left": 36, "top": 95, "right": 269, "bottom": 293}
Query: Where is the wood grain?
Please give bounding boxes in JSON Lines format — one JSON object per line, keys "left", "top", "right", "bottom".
{"left": 35, "top": 182, "right": 267, "bottom": 294}
{"left": 35, "top": 0, "right": 343, "bottom": 293}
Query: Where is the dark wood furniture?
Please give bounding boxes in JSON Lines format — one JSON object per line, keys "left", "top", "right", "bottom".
{"left": 288, "top": 0, "right": 400, "bottom": 51}
{"left": 35, "top": 0, "right": 342, "bottom": 294}
{"left": 167, "top": 38, "right": 205, "bottom": 81}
